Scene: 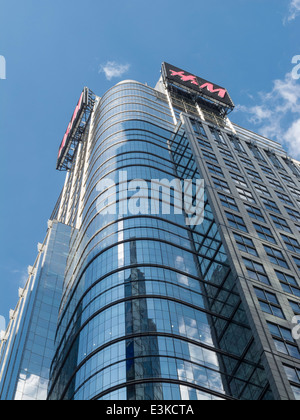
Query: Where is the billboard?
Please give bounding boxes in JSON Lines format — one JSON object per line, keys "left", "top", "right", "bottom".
{"left": 57, "top": 88, "right": 89, "bottom": 169}
{"left": 162, "top": 62, "right": 234, "bottom": 108}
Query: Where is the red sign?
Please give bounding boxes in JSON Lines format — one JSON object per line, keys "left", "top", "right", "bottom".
{"left": 163, "top": 63, "right": 234, "bottom": 108}
{"left": 169, "top": 70, "right": 227, "bottom": 99}
{"left": 57, "top": 92, "right": 84, "bottom": 161}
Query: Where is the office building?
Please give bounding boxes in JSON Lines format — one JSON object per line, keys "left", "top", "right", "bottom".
{"left": 1, "top": 63, "right": 300, "bottom": 400}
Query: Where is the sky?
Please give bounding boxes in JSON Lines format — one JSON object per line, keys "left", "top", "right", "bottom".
{"left": 0, "top": 0, "right": 300, "bottom": 327}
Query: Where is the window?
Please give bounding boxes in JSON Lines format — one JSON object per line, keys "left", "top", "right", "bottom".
{"left": 268, "top": 153, "right": 285, "bottom": 170}
{"left": 292, "top": 385, "right": 300, "bottom": 400}
{"left": 254, "top": 288, "right": 285, "bottom": 319}
{"left": 230, "top": 172, "right": 247, "bottom": 188}
{"left": 243, "top": 258, "right": 270, "bottom": 285}
{"left": 233, "top": 233, "right": 258, "bottom": 256}
{"left": 276, "top": 271, "right": 300, "bottom": 298}
{"left": 246, "top": 168, "right": 261, "bottom": 181}
{"left": 293, "top": 256, "right": 300, "bottom": 271}
{"left": 191, "top": 120, "right": 207, "bottom": 138}
{"left": 230, "top": 136, "right": 247, "bottom": 154}
{"left": 264, "top": 245, "right": 289, "bottom": 269}
{"left": 224, "top": 159, "right": 239, "bottom": 172}
{"left": 226, "top": 212, "right": 248, "bottom": 232}
{"left": 289, "top": 187, "right": 300, "bottom": 201}
{"left": 281, "top": 173, "right": 295, "bottom": 185}
{"left": 210, "top": 127, "right": 227, "bottom": 146}
{"left": 260, "top": 165, "right": 274, "bottom": 176}
{"left": 218, "top": 147, "right": 233, "bottom": 159}
{"left": 253, "top": 182, "right": 271, "bottom": 197}
{"left": 281, "top": 234, "right": 300, "bottom": 254}
{"left": 284, "top": 365, "right": 300, "bottom": 400}
{"left": 284, "top": 159, "right": 300, "bottom": 177}
{"left": 213, "top": 177, "right": 231, "bottom": 194}
{"left": 266, "top": 176, "right": 284, "bottom": 191}
{"left": 284, "top": 365, "right": 300, "bottom": 384}
{"left": 253, "top": 223, "right": 277, "bottom": 244}
{"left": 276, "top": 191, "right": 294, "bottom": 207}
{"left": 206, "top": 162, "right": 224, "bottom": 178}
{"left": 219, "top": 194, "right": 239, "bottom": 211}
{"left": 262, "top": 198, "right": 281, "bottom": 214}
{"left": 270, "top": 214, "right": 292, "bottom": 233}
{"left": 248, "top": 144, "right": 266, "bottom": 162}
{"left": 268, "top": 322, "right": 300, "bottom": 360}
{"left": 202, "top": 150, "right": 218, "bottom": 163}
{"left": 240, "top": 156, "right": 255, "bottom": 168}
{"left": 285, "top": 207, "right": 300, "bottom": 223}
{"left": 245, "top": 204, "right": 265, "bottom": 222}
{"left": 198, "top": 137, "right": 213, "bottom": 150}
{"left": 289, "top": 300, "right": 300, "bottom": 316}
{"left": 236, "top": 187, "right": 256, "bottom": 203}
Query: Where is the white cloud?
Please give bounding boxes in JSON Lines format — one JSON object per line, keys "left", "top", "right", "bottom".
{"left": 286, "top": 0, "right": 300, "bottom": 22}
{"left": 11, "top": 268, "right": 28, "bottom": 288}
{"left": 284, "top": 119, "right": 300, "bottom": 156}
{"left": 237, "top": 72, "right": 300, "bottom": 159}
{"left": 99, "top": 61, "right": 130, "bottom": 81}
{"left": 237, "top": 105, "right": 273, "bottom": 125}
{"left": 0, "top": 315, "right": 6, "bottom": 333}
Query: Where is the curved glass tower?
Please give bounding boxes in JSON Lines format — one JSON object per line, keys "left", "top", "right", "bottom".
{"left": 2, "top": 64, "right": 300, "bottom": 401}
{"left": 47, "top": 80, "right": 272, "bottom": 401}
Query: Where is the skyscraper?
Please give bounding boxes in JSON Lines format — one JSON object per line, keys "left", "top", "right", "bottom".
{"left": 1, "top": 63, "right": 300, "bottom": 400}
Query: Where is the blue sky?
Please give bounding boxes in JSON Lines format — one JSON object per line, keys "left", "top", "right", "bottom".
{"left": 0, "top": 0, "right": 299, "bottom": 325}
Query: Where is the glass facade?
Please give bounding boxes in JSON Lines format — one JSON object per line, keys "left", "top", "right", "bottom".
{"left": 182, "top": 115, "right": 300, "bottom": 401}
{"left": 47, "top": 82, "right": 272, "bottom": 401}
{"left": 1, "top": 68, "right": 300, "bottom": 401}
{"left": 0, "top": 221, "right": 72, "bottom": 400}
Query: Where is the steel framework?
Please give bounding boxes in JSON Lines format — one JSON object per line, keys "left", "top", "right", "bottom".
{"left": 56, "top": 88, "right": 96, "bottom": 171}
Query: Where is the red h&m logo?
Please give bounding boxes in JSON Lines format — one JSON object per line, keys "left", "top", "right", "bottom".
{"left": 170, "top": 71, "right": 199, "bottom": 85}
{"left": 170, "top": 69, "right": 227, "bottom": 99}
